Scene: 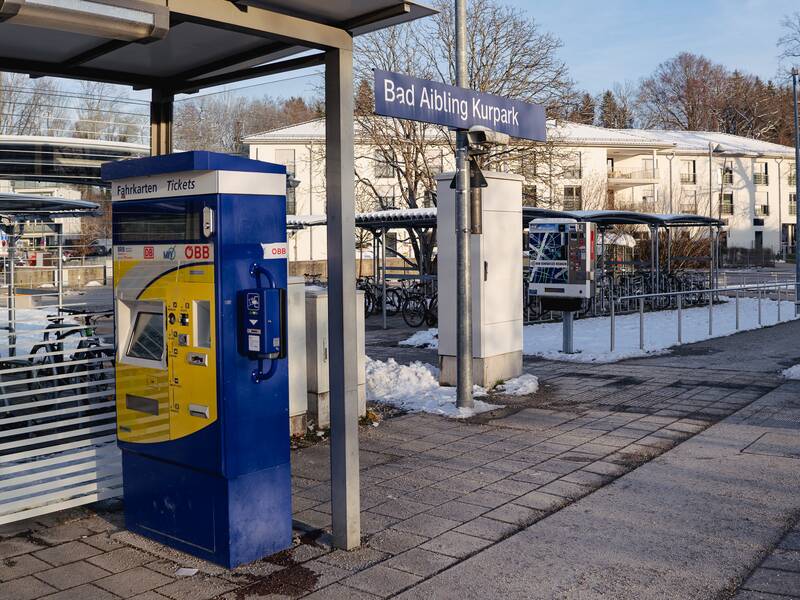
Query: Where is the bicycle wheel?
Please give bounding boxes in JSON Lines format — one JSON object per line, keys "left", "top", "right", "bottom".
{"left": 402, "top": 296, "right": 426, "bottom": 328}
{"left": 425, "top": 296, "right": 438, "bottom": 326}
{"left": 386, "top": 289, "right": 402, "bottom": 317}
{"left": 363, "top": 290, "right": 375, "bottom": 316}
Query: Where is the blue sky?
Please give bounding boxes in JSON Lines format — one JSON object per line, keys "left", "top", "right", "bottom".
{"left": 164, "top": 0, "right": 797, "bottom": 102}
{"left": 511, "top": 0, "right": 797, "bottom": 93}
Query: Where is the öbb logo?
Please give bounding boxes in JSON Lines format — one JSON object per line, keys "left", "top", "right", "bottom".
{"left": 269, "top": 246, "right": 286, "bottom": 256}
{"left": 184, "top": 245, "right": 210, "bottom": 260}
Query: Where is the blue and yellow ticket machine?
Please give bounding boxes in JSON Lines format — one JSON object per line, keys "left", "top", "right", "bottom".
{"left": 101, "top": 152, "right": 292, "bottom": 568}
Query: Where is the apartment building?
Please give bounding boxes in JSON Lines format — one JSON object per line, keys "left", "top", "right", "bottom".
{"left": 244, "top": 120, "right": 798, "bottom": 260}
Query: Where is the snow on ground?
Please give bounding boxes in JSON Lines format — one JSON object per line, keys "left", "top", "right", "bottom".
{"left": 0, "top": 307, "right": 78, "bottom": 358}
{"left": 398, "top": 328, "right": 438, "bottom": 348}
{"left": 783, "top": 365, "right": 800, "bottom": 380}
{"left": 365, "top": 357, "right": 538, "bottom": 418}
{"left": 400, "top": 297, "right": 798, "bottom": 363}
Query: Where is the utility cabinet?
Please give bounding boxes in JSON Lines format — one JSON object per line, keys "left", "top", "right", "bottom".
{"left": 437, "top": 170, "right": 524, "bottom": 387}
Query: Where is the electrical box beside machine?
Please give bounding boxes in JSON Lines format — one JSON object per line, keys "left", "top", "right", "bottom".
{"left": 528, "top": 218, "right": 596, "bottom": 303}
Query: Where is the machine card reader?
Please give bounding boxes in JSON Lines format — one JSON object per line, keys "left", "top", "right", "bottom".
{"left": 238, "top": 287, "right": 285, "bottom": 359}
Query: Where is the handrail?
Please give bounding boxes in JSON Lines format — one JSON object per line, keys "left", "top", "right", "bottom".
{"left": 607, "top": 168, "right": 659, "bottom": 180}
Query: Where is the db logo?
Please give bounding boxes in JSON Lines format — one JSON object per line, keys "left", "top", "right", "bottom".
{"left": 143, "top": 246, "right": 154, "bottom": 260}
{"left": 184, "top": 245, "right": 210, "bottom": 260}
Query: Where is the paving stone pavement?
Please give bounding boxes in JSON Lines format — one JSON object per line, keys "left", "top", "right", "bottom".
{"left": 732, "top": 520, "right": 800, "bottom": 600}
{"left": 1, "top": 322, "right": 797, "bottom": 600}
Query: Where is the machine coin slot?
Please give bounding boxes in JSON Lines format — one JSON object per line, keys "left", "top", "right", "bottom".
{"left": 237, "top": 287, "right": 286, "bottom": 360}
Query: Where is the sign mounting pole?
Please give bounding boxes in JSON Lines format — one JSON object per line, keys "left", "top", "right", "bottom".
{"left": 454, "top": 0, "right": 473, "bottom": 410}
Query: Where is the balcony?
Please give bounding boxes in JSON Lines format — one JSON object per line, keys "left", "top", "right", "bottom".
{"left": 680, "top": 173, "right": 697, "bottom": 185}
{"left": 722, "top": 172, "right": 733, "bottom": 184}
{"left": 753, "top": 173, "right": 769, "bottom": 185}
{"left": 606, "top": 167, "right": 659, "bottom": 190}
{"left": 721, "top": 203, "right": 734, "bottom": 216}
{"left": 617, "top": 200, "right": 656, "bottom": 213}
{"left": 679, "top": 203, "right": 698, "bottom": 214}
{"left": 755, "top": 204, "right": 770, "bottom": 217}
{"left": 563, "top": 199, "right": 582, "bottom": 211}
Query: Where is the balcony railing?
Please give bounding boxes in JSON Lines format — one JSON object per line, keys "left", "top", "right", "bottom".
{"left": 755, "top": 204, "right": 770, "bottom": 217}
{"left": 753, "top": 173, "right": 769, "bottom": 185}
{"left": 722, "top": 172, "right": 733, "bottom": 184}
{"left": 790, "top": 204, "right": 797, "bottom": 216}
{"left": 679, "top": 203, "right": 698, "bottom": 214}
{"left": 721, "top": 203, "right": 734, "bottom": 216}
{"left": 563, "top": 199, "right": 582, "bottom": 211}
{"left": 790, "top": 173, "right": 797, "bottom": 186}
{"left": 680, "top": 173, "right": 696, "bottom": 184}
{"left": 607, "top": 167, "right": 659, "bottom": 180}
{"left": 617, "top": 201, "right": 656, "bottom": 213}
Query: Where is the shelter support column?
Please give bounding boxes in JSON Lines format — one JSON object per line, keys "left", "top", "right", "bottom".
{"left": 150, "top": 89, "right": 174, "bottom": 156}
{"left": 324, "top": 47, "right": 361, "bottom": 550}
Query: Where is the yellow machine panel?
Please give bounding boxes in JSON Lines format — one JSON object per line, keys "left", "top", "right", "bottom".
{"left": 114, "top": 248, "right": 216, "bottom": 443}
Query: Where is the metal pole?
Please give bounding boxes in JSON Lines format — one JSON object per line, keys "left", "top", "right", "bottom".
{"left": 8, "top": 225, "right": 15, "bottom": 358}
{"left": 708, "top": 283, "right": 713, "bottom": 336}
{"left": 736, "top": 288, "right": 740, "bottom": 330}
{"left": 708, "top": 142, "right": 714, "bottom": 219}
{"left": 778, "top": 284, "right": 782, "bottom": 322}
{"left": 381, "top": 228, "right": 387, "bottom": 330}
{"left": 793, "top": 68, "right": 800, "bottom": 315}
{"left": 777, "top": 157, "right": 784, "bottom": 258}
{"left": 610, "top": 299, "right": 615, "bottom": 352}
{"left": 562, "top": 311, "right": 574, "bottom": 354}
{"left": 639, "top": 297, "right": 644, "bottom": 350}
{"left": 677, "top": 294, "right": 682, "bottom": 344}
{"left": 667, "top": 152, "right": 674, "bottom": 213}
{"left": 57, "top": 223, "right": 64, "bottom": 309}
{"left": 455, "top": 0, "right": 473, "bottom": 409}
{"left": 325, "top": 47, "right": 360, "bottom": 550}
{"left": 758, "top": 286, "right": 762, "bottom": 326}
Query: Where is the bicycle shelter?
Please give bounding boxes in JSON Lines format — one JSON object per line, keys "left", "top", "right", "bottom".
{"left": 0, "top": 0, "right": 436, "bottom": 550}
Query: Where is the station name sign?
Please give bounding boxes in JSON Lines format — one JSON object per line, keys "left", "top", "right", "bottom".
{"left": 374, "top": 69, "right": 546, "bottom": 142}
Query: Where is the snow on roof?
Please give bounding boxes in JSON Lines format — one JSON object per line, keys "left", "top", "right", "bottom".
{"left": 618, "top": 129, "right": 795, "bottom": 157}
{"left": 245, "top": 118, "right": 795, "bottom": 158}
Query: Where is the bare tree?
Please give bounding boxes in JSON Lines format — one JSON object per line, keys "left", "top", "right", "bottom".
{"left": 0, "top": 73, "right": 70, "bottom": 136}
{"left": 352, "top": 0, "right": 577, "bottom": 273}
{"left": 637, "top": 53, "right": 728, "bottom": 131}
{"left": 778, "top": 12, "right": 800, "bottom": 69}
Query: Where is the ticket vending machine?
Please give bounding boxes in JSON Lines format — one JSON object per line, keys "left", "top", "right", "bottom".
{"left": 101, "top": 152, "right": 291, "bottom": 568}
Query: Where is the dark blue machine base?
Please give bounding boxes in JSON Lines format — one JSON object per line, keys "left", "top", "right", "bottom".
{"left": 122, "top": 451, "right": 292, "bottom": 568}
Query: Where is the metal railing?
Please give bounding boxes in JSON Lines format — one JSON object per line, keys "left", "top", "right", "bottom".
{"left": 755, "top": 204, "right": 770, "bottom": 217}
{"left": 610, "top": 280, "right": 798, "bottom": 352}
{"left": 753, "top": 173, "right": 769, "bottom": 185}
{"left": 607, "top": 167, "right": 659, "bottom": 180}
{"left": 680, "top": 173, "right": 697, "bottom": 184}
{"left": 0, "top": 225, "right": 118, "bottom": 525}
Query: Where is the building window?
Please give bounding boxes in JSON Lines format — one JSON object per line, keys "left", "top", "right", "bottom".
{"left": 680, "top": 160, "right": 696, "bottom": 184}
{"left": 563, "top": 154, "right": 582, "bottom": 179}
{"left": 563, "top": 186, "right": 582, "bottom": 211}
{"left": 720, "top": 165, "right": 733, "bottom": 184}
{"left": 275, "top": 149, "right": 296, "bottom": 177}
{"left": 755, "top": 191, "right": 769, "bottom": 217}
{"left": 385, "top": 232, "right": 398, "bottom": 254}
{"left": 379, "top": 195, "right": 396, "bottom": 210}
{"left": 374, "top": 151, "right": 395, "bottom": 179}
{"left": 286, "top": 187, "right": 297, "bottom": 215}
{"left": 680, "top": 190, "right": 698, "bottom": 214}
{"left": 791, "top": 193, "right": 797, "bottom": 216}
{"left": 754, "top": 230, "right": 763, "bottom": 250}
{"left": 720, "top": 192, "right": 734, "bottom": 216}
{"left": 790, "top": 172, "right": 797, "bottom": 186}
{"left": 754, "top": 162, "right": 769, "bottom": 185}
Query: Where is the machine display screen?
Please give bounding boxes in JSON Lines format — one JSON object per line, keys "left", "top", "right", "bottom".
{"left": 113, "top": 201, "right": 202, "bottom": 243}
{"left": 529, "top": 223, "right": 569, "bottom": 284}
{"left": 127, "top": 311, "right": 164, "bottom": 362}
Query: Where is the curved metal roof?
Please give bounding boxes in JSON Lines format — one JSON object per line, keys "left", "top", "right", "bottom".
{"left": 0, "top": 194, "right": 100, "bottom": 217}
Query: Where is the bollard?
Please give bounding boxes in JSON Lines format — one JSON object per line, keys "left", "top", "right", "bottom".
{"left": 758, "top": 287, "right": 762, "bottom": 326}
{"left": 562, "top": 311, "right": 575, "bottom": 354}
{"left": 610, "top": 301, "right": 616, "bottom": 352}
{"left": 639, "top": 297, "right": 645, "bottom": 350}
{"left": 708, "top": 289, "right": 713, "bottom": 336}
{"left": 735, "top": 289, "right": 740, "bottom": 330}
{"left": 677, "top": 294, "right": 682, "bottom": 344}
{"left": 778, "top": 285, "right": 782, "bottom": 322}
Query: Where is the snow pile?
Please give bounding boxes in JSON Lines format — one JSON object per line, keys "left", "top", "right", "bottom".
{"left": 399, "top": 328, "right": 438, "bottom": 348}
{"left": 365, "top": 357, "right": 498, "bottom": 418}
{"left": 497, "top": 373, "right": 539, "bottom": 395}
{"left": 399, "top": 297, "right": 798, "bottom": 363}
{"left": 783, "top": 365, "right": 800, "bottom": 380}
